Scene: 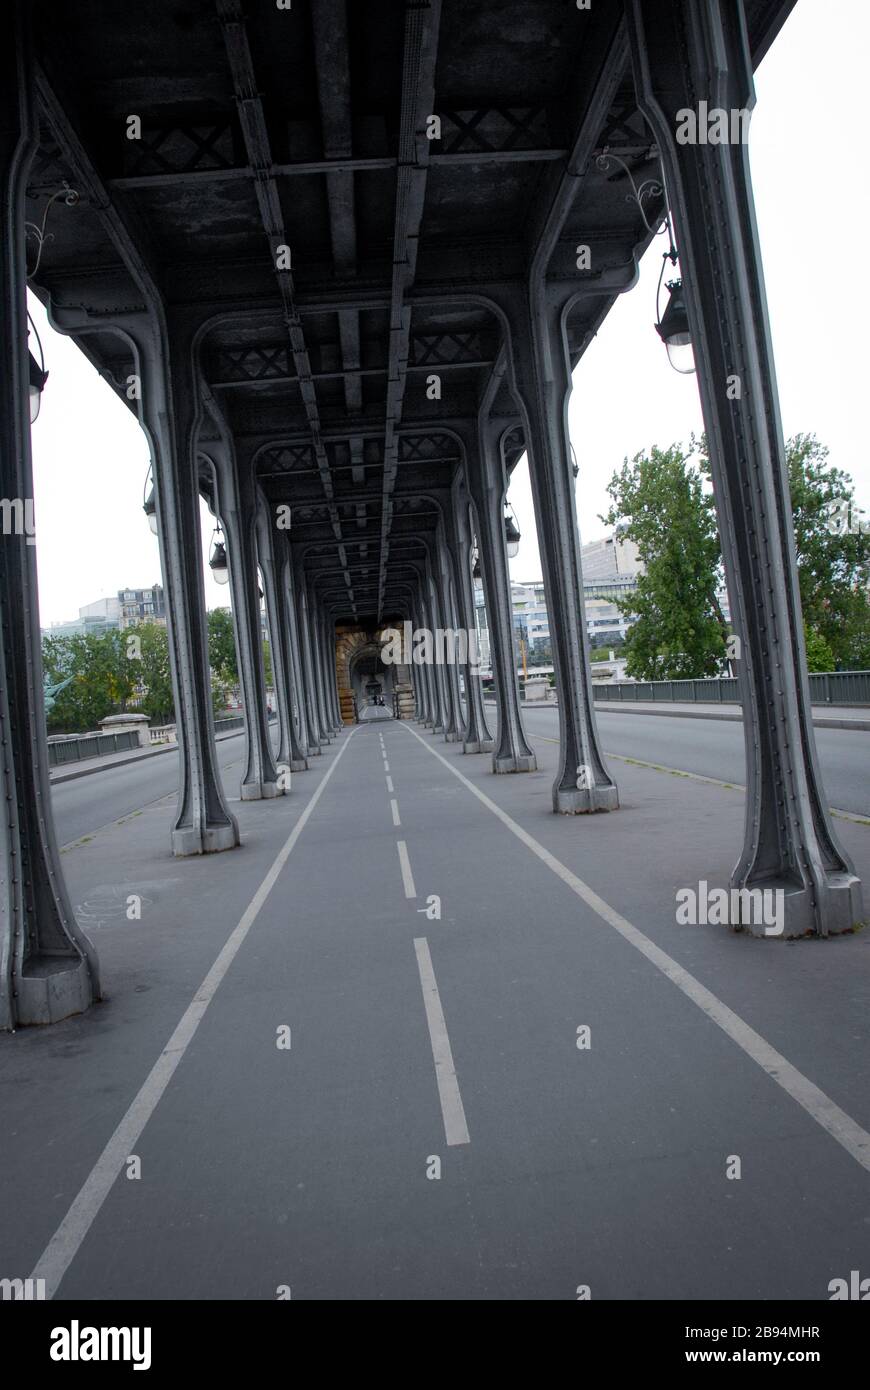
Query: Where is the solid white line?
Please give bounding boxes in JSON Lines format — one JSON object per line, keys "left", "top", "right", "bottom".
{"left": 401, "top": 722, "right": 870, "bottom": 1174}
{"left": 390, "top": 798, "right": 401, "bottom": 827}
{"left": 413, "top": 937, "right": 470, "bottom": 1147}
{"left": 385, "top": 775, "right": 394, "bottom": 793}
{"left": 31, "top": 729, "right": 357, "bottom": 1298}
{"left": 396, "top": 839, "right": 416, "bottom": 898}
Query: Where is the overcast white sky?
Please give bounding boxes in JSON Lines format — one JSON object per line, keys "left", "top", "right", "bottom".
{"left": 30, "top": 0, "right": 870, "bottom": 626}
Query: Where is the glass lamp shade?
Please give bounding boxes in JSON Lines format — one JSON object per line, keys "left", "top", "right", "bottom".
{"left": 504, "top": 513, "right": 521, "bottom": 559}
{"left": 665, "top": 338, "right": 696, "bottom": 374}
{"left": 143, "top": 485, "right": 159, "bottom": 534}
{"left": 209, "top": 540, "right": 230, "bottom": 584}
{"left": 29, "top": 350, "right": 48, "bottom": 423}
{"left": 656, "top": 280, "right": 695, "bottom": 375}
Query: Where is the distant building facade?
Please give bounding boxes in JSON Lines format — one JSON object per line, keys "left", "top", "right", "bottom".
{"left": 580, "top": 533, "right": 643, "bottom": 581}
{"left": 117, "top": 585, "right": 166, "bottom": 629}
{"left": 44, "top": 586, "right": 165, "bottom": 638}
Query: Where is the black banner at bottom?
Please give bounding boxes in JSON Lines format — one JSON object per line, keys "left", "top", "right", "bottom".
{"left": 3, "top": 1299, "right": 866, "bottom": 1374}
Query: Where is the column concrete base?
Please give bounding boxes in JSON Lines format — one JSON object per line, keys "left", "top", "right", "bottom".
{"left": 16, "top": 957, "right": 95, "bottom": 1026}
{"left": 553, "top": 784, "right": 619, "bottom": 814}
{"left": 444, "top": 730, "right": 461, "bottom": 742}
{"left": 493, "top": 752, "right": 537, "bottom": 773}
{"left": 463, "top": 738, "right": 494, "bottom": 754}
{"left": 289, "top": 757, "right": 309, "bottom": 772}
{"left": 737, "top": 873, "right": 864, "bottom": 939}
{"left": 172, "top": 822, "right": 240, "bottom": 856}
{"left": 240, "top": 779, "right": 283, "bottom": 801}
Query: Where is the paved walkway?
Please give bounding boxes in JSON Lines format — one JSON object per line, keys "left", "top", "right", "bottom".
{"left": 3, "top": 719, "right": 869, "bottom": 1299}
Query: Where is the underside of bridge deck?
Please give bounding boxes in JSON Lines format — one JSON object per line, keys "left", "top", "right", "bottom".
{"left": 1, "top": 0, "right": 863, "bottom": 1027}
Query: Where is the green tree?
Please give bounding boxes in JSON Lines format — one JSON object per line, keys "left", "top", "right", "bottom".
{"left": 601, "top": 441, "right": 727, "bottom": 680}
{"left": 786, "top": 433, "right": 870, "bottom": 668}
{"left": 42, "top": 630, "right": 138, "bottom": 732}
{"left": 134, "top": 621, "right": 174, "bottom": 724}
{"left": 802, "top": 624, "right": 836, "bottom": 674}
{"left": 208, "top": 607, "right": 238, "bottom": 684}
{"left": 602, "top": 432, "right": 870, "bottom": 679}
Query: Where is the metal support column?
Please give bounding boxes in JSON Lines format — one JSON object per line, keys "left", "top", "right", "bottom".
{"left": 625, "top": 0, "right": 862, "bottom": 935}
{"left": 286, "top": 548, "right": 319, "bottom": 756}
{"left": 451, "top": 476, "right": 493, "bottom": 753}
{"left": 0, "top": 3, "right": 99, "bottom": 1025}
{"left": 139, "top": 312, "right": 241, "bottom": 854}
{"left": 505, "top": 287, "right": 618, "bottom": 812}
{"left": 256, "top": 493, "right": 307, "bottom": 772}
{"left": 430, "top": 533, "right": 463, "bottom": 742}
{"left": 466, "top": 421, "right": 536, "bottom": 773}
{"left": 209, "top": 442, "right": 281, "bottom": 801}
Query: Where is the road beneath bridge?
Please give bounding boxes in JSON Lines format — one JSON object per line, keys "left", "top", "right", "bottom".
{"left": 1, "top": 717, "right": 868, "bottom": 1300}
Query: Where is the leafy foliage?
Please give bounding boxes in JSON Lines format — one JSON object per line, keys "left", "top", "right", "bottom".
{"left": 802, "top": 624, "right": 836, "bottom": 674}
{"left": 135, "top": 621, "right": 174, "bottom": 724}
{"left": 601, "top": 441, "right": 727, "bottom": 680}
{"left": 601, "top": 433, "right": 870, "bottom": 679}
{"left": 786, "top": 434, "right": 870, "bottom": 669}
{"left": 207, "top": 607, "right": 238, "bottom": 684}
{"left": 42, "top": 630, "right": 137, "bottom": 732}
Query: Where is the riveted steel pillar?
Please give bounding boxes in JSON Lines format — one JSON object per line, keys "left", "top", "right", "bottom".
{"left": 411, "top": 600, "right": 431, "bottom": 724}
{"left": 423, "top": 573, "right": 447, "bottom": 735}
{"left": 306, "top": 587, "right": 332, "bottom": 745}
{"left": 0, "top": 3, "right": 99, "bottom": 1026}
{"left": 132, "top": 311, "right": 240, "bottom": 855}
{"left": 316, "top": 607, "right": 338, "bottom": 738}
{"left": 505, "top": 288, "right": 617, "bottom": 812}
{"left": 466, "top": 422, "right": 536, "bottom": 773}
{"left": 320, "top": 612, "right": 342, "bottom": 734}
{"left": 626, "top": 0, "right": 862, "bottom": 936}
{"left": 292, "top": 551, "right": 328, "bottom": 749}
{"left": 430, "top": 534, "right": 463, "bottom": 742}
{"left": 256, "top": 493, "right": 307, "bottom": 772}
{"left": 209, "top": 445, "right": 281, "bottom": 801}
{"left": 415, "top": 583, "right": 439, "bottom": 729}
{"left": 451, "top": 479, "right": 493, "bottom": 753}
{"left": 49, "top": 302, "right": 241, "bottom": 856}
{"left": 419, "top": 636, "right": 433, "bottom": 722}
{"left": 286, "top": 549, "right": 318, "bottom": 756}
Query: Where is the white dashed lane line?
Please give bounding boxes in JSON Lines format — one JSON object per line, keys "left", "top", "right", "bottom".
{"left": 413, "top": 937, "right": 471, "bottom": 1147}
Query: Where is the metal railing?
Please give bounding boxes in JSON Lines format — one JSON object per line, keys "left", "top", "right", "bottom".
{"left": 592, "top": 671, "right": 870, "bottom": 706}
{"left": 48, "top": 729, "right": 141, "bottom": 767}
{"left": 48, "top": 708, "right": 291, "bottom": 770}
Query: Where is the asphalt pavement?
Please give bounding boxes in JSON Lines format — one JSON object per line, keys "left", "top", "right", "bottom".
{"left": 1, "top": 711, "right": 868, "bottom": 1300}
